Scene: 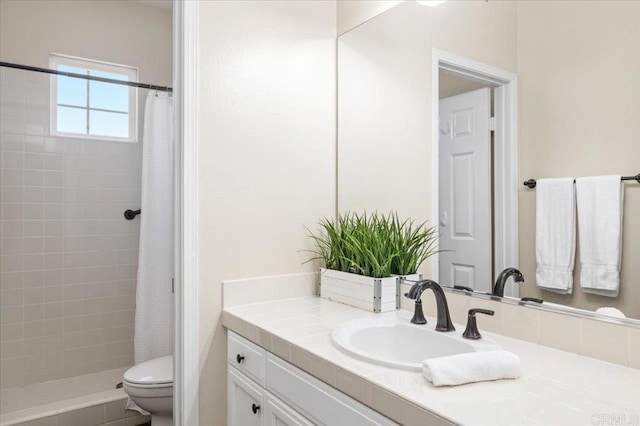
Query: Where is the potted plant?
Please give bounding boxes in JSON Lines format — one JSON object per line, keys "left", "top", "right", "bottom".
{"left": 307, "top": 211, "right": 439, "bottom": 312}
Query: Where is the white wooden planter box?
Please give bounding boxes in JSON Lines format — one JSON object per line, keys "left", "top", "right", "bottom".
{"left": 319, "top": 269, "right": 422, "bottom": 313}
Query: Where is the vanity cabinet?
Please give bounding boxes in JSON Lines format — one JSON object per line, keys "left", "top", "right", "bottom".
{"left": 229, "top": 366, "right": 311, "bottom": 426}
{"left": 227, "top": 331, "right": 396, "bottom": 426}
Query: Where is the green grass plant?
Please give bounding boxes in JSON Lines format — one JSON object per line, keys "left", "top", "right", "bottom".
{"left": 307, "top": 211, "right": 439, "bottom": 278}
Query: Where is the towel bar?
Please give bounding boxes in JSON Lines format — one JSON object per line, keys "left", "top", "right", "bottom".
{"left": 523, "top": 173, "right": 640, "bottom": 189}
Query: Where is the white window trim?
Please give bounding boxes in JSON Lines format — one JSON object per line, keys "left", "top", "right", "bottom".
{"left": 49, "top": 53, "right": 139, "bottom": 142}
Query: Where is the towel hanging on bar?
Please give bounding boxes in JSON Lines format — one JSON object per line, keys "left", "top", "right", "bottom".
{"left": 523, "top": 173, "right": 640, "bottom": 189}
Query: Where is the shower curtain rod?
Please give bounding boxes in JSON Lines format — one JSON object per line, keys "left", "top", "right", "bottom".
{"left": 0, "top": 61, "right": 173, "bottom": 93}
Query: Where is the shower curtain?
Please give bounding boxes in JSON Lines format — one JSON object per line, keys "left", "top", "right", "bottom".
{"left": 134, "top": 91, "right": 174, "bottom": 364}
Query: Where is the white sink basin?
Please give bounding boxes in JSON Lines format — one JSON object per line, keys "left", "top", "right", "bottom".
{"left": 332, "top": 316, "right": 500, "bottom": 371}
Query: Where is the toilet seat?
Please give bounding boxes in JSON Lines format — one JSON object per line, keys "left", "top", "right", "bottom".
{"left": 124, "top": 381, "right": 173, "bottom": 398}
{"left": 124, "top": 355, "right": 173, "bottom": 387}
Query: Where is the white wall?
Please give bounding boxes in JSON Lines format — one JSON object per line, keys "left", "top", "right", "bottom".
{"left": 197, "top": 1, "right": 336, "bottom": 423}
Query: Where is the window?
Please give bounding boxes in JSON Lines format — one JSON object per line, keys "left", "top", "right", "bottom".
{"left": 50, "top": 54, "right": 138, "bottom": 142}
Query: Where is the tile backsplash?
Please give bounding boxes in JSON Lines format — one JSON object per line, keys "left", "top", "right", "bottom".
{"left": 402, "top": 284, "right": 640, "bottom": 369}
{"left": 0, "top": 67, "right": 141, "bottom": 389}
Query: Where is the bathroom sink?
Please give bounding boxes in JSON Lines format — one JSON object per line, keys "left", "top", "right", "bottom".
{"left": 332, "top": 316, "right": 500, "bottom": 371}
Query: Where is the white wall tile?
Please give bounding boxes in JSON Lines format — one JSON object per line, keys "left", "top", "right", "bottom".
{"left": 2, "top": 151, "right": 25, "bottom": 169}
{"left": 3, "top": 62, "right": 144, "bottom": 392}
{"left": 3, "top": 237, "right": 25, "bottom": 254}
{"left": 23, "top": 304, "right": 43, "bottom": 322}
{"left": 1, "top": 185, "right": 24, "bottom": 202}
{"left": 1, "top": 306, "right": 23, "bottom": 324}
{"left": 24, "top": 169, "right": 43, "bottom": 186}
{"left": 24, "top": 204, "right": 44, "bottom": 220}
{"left": 23, "top": 153, "right": 43, "bottom": 169}
{"left": 2, "top": 220, "right": 24, "bottom": 237}
{"left": 580, "top": 319, "right": 629, "bottom": 366}
{"left": 1, "top": 272, "right": 24, "bottom": 289}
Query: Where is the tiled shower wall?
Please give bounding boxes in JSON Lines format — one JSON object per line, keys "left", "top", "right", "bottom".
{"left": 0, "top": 67, "right": 142, "bottom": 389}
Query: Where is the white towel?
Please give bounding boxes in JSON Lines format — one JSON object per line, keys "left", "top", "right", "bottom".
{"left": 423, "top": 350, "right": 521, "bottom": 387}
{"left": 535, "top": 178, "right": 576, "bottom": 294}
{"left": 576, "top": 175, "right": 623, "bottom": 297}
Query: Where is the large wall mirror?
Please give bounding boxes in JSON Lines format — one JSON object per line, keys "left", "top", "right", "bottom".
{"left": 337, "top": 1, "right": 640, "bottom": 323}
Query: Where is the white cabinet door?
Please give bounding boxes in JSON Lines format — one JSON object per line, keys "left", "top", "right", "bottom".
{"left": 228, "top": 366, "right": 265, "bottom": 426}
{"left": 265, "top": 393, "right": 313, "bottom": 426}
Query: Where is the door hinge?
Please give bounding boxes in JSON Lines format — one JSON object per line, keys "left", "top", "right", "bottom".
{"left": 489, "top": 116, "right": 496, "bottom": 132}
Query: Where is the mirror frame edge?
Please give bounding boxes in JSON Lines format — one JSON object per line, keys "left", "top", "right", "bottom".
{"left": 442, "top": 286, "right": 640, "bottom": 328}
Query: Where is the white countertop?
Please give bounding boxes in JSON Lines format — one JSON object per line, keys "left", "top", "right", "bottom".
{"left": 223, "top": 296, "right": 640, "bottom": 426}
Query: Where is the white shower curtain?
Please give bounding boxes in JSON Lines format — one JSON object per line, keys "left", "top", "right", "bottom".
{"left": 134, "top": 91, "right": 174, "bottom": 364}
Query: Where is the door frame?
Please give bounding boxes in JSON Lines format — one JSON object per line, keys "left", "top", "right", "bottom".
{"left": 174, "top": 1, "right": 199, "bottom": 425}
{"left": 430, "top": 49, "right": 519, "bottom": 296}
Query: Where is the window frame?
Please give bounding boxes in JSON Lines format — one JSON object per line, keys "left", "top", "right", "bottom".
{"left": 49, "top": 53, "right": 139, "bottom": 142}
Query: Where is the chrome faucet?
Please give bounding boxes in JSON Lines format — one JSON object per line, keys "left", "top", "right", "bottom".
{"left": 493, "top": 268, "right": 524, "bottom": 297}
{"left": 404, "top": 280, "right": 455, "bottom": 332}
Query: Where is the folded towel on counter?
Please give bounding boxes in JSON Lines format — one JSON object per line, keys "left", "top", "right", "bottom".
{"left": 576, "top": 175, "right": 624, "bottom": 297}
{"left": 535, "top": 178, "right": 576, "bottom": 294}
{"left": 422, "top": 350, "right": 521, "bottom": 387}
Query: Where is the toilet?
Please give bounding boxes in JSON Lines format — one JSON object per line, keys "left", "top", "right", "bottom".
{"left": 123, "top": 355, "right": 173, "bottom": 426}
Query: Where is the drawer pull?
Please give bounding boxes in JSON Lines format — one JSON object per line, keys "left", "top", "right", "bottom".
{"left": 252, "top": 403, "right": 260, "bottom": 414}
{"left": 236, "top": 354, "right": 245, "bottom": 364}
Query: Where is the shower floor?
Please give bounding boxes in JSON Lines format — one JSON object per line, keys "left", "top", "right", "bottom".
{"left": 0, "top": 367, "right": 145, "bottom": 426}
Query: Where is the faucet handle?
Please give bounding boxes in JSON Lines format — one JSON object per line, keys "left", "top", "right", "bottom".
{"left": 462, "top": 309, "right": 494, "bottom": 340}
{"left": 406, "top": 297, "right": 427, "bottom": 325}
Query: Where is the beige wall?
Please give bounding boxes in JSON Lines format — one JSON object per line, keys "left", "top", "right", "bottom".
{"left": 337, "top": 0, "right": 517, "bottom": 276}
{"left": 0, "top": 0, "right": 172, "bottom": 87}
{"left": 517, "top": 1, "right": 640, "bottom": 317}
{"left": 336, "top": 0, "right": 403, "bottom": 35}
{"left": 197, "top": 1, "right": 336, "bottom": 423}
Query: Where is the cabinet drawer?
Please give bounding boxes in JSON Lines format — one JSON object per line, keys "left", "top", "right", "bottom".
{"left": 266, "top": 354, "right": 396, "bottom": 426}
{"left": 228, "top": 331, "right": 266, "bottom": 387}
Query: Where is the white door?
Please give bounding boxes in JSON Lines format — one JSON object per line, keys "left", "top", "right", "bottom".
{"left": 228, "top": 366, "right": 265, "bottom": 426}
{"left": 438, "top": 87, "right": 492, "bottom": 292}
